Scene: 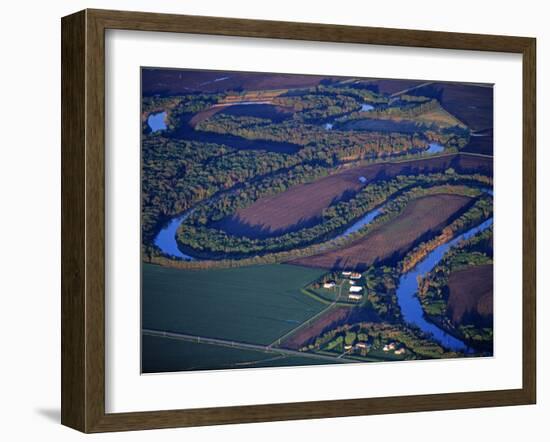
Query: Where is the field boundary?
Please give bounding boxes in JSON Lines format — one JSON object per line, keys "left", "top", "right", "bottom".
{"left": 149, "top": 180, "right": 491, "bottom": 271}
{"left": 143, "top": 328, "right": 351, "bottom": 364}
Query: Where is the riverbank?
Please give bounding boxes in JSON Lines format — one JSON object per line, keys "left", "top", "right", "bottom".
{"left": 147, "top": 181, "right": 489, "bottom": 270}
{"left": 396, "top": 217, "right": 493, "bottom": 352}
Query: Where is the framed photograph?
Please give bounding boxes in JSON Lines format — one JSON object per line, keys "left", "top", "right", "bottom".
{"left": 61, "top": 9, "right": 536, "bottom": 432}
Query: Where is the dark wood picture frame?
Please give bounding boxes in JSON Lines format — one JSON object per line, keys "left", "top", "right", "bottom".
{"left": 61, "top": 8, "right": 536, "bottom": 433}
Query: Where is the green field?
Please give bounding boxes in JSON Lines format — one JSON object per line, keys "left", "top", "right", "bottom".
{"left": 142, "top": 335, "right": 334, "bottom": 372}
{"left": 142, "top": 263, "right": 327, "bottom": 345}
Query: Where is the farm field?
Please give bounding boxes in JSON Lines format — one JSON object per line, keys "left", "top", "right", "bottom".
{"left": 213, "top": 154, "right": 492, "bottom": 239}
{"left": 371, "top": 78, "right": 427, "bottom": 95}
{"left": 408, "top": 82, "right": 494, "bottom": 132}
{"left": 447, "top": 264, "right": 493, "bottom": 325}
{"left": 288, "top": 194, "right": 473, "bottom": 271}
{"left": 281, "top": 307, "right": 350, "bottom": 350}
{"left": 462, "top": 130, "right": 493, "bottom": 156}
{"left": 142, "top": 69, "right": 336, "bottom": 95}
{"left": 341, "top": 103, "right": 463, "bottom": 131}
{"left": 189, "top": 103, "right": 293, "bottom": 128}
{"left": 142, "top": 263, "right": 326, "bottom": 345}
{"left": 142, "top": 335, "right": 332, "bottom": 373}
{"left": 219, "top": 103, "right": 293, "bottom": 121}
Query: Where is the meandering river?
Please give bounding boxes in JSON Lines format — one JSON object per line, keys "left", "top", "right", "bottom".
{"left": 395, "top": 217, "right": 493, "bottom": 352}
{"left": 153, "top": 212, "right": 195, "bottom": 260}
{"left": 153, "top": 188, "right": 493, "bottom": 352}
{"left": 154, "top": 202, "right": 385, "bottom": 261}
{"left": 147, "top": 98, "right": 491, "bottom": 354}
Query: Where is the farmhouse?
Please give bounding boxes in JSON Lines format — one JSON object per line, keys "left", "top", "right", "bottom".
{"left": 383, "top": 342, "right": 397, "bottom": 352}
{"left": 395, "top": 347, "right": 406, "bottom": 355}
{"left": 350, "top": 272, "right": 362, "bottom": 280}
{"left": 348, "top": 293, "right": 363, "bottom": 301}
{"left": 341, "top": 271, "right": 352, "bottom": 277}
{"left": 323, "top": 281, "right": 336, "bottom": 289}
{"left": 349, "top": 286, "right": 363, "bottom": 293}
{"left": 344, "top": 345, "right": 353, "bottom": 351}
{"left": 356, "top": 342, "right": 368, "bottom": 350}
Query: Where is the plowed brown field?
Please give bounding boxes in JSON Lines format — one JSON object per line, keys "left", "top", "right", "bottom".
{"left": 409, "top": 82, "right": 494, "bottom": 132}
{"left": 213, "top": 154, "right": 491, "bottom": 239}
{"left": 447, "top": 264, "right": 493, "bottom": 325}
{"left": 288, "top": 194, "right": 473, "bottom": 271}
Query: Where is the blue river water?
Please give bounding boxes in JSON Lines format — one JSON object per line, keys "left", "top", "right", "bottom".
{"left": 153, "top": 183, "right": 493, "bottom": 352}
{"left": 153, "top": 212, "right": 195, "bottom": 260}
{"left": 396, "top": 217, "right": 493, "bottom": 352}
{"left": 154, "top": 202, "right": 384, "bottom": 260}
{"left": 148, "top": 111, "right": 167, "bottom": 132}
{"left": 426, "top": 142, "right": 444, "bottom": 154}
{"left": 339, "top": 208, "right": 382, "bottom": 237}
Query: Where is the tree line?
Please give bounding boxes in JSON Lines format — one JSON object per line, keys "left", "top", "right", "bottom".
{"left": 175, "top": 172, "right": 492, "bottom": 260}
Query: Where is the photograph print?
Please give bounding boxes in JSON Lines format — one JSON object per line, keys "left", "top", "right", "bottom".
{"left": 141, "top": 68, "right": 494, "bottom": 373}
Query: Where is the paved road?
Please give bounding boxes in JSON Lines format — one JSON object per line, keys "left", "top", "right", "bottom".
{"left": 143, "top": 328, "right": 351, "bottom": 364}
